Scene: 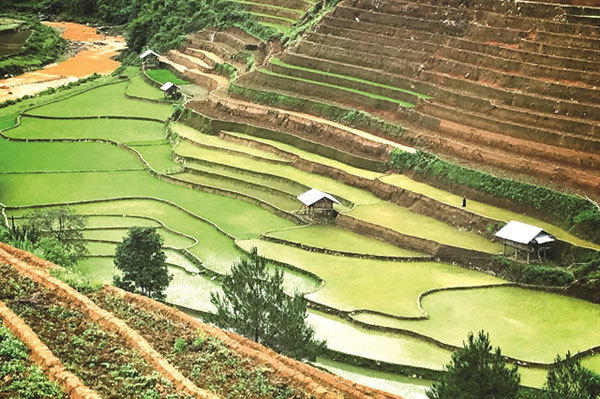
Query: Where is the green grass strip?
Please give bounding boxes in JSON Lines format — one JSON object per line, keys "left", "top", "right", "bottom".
{"left": 146, "top": 69, "right": 189, "bottom": 85}
{"left": 261, "top": 22, "right": 291, "bottom": 33}
{"left": 249, "top": 12, "right": 297, "bottom": 23}
{"left": 235, "top": 1, "right": 305, "bottom": 15}
{"left": 258, "top": 68, "right": 415, "bottom": 107}
{"left": 270, "top": 57, "right": 431, "bottom": 99}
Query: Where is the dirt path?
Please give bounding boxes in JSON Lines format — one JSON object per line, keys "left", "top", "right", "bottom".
{"left": 0, "top": 22, "right": 125, "bottom": 101}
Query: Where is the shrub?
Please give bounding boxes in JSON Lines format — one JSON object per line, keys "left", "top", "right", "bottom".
{"left": 519, "top": 265, "right": 574, "bottom": 287}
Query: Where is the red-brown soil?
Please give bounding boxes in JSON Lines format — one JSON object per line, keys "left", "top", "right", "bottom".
{"left": 0, "top": 22, "right": 124, "bottom": 101}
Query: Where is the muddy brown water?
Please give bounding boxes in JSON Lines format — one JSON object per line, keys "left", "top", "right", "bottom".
{"left": 0, "top": 29, "right": 31, "bottom": 57}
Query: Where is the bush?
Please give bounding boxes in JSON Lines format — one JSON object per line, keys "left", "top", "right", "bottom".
{"left": 390, "top": 150, "right": 600, "bottom": 244}
{"left": 519, "top": 265, "right": 574, "bottom": 287}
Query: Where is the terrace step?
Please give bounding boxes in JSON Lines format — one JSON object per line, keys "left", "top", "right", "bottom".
{"left": 183, "top": 47, "right": 223, "bottom": 67}
{"left": 186, "top": 33, "right": 238, "bottom": 58}
{"left": 532, "top": 29, "right": 600, "bottom": 49}
{"left": 443, "top": 37, "right": 600, "bottom": 77}
{"left": 429, "top": 55, "right": 600, "bottom": 102}
{"left": 250, "top": 12, "right": 296, "bottom": 26}
{"left": 331, "top": 5, "right": 470, "bottom": 36}
{"left": 306, "top": 31, "right": 439, "bottom": 60}
{"left": 236, "top": 1, "right": 304, "bottom": 20}
{"left": 434, "top": 45, "right": 600, "bottom": 88}
{"left": 167, "top": 50, "right": 212, "bottom": 72}
{"left": 420, "top": 100, "right": 600, "bottom": 165}
{"left": 246, "top": 0, "right": 314, "bottom": 10}
{"left": 295, "top": 40, "right": 421, "bottom": 79}
{"left": 402, "top": 120, "right": 600, "bottom": 194}
{"left": 418, "top": 69, "right": 600, "bottom": 121}
{"left": 250, "top": 68, "right": 412, "bottom": 112}
{"left": 173, "top": 170, "right": 301, "bottom": 212}
{"left": 519, "top": 38, "right": 600, "bottom": 60}
{"left": 281, "top": 52, "right": 434, "bottom": 97}
{"left": 268, "top": 58, "right": 422, "bottom": 106}
{"left": 349, "top": 0, "right": 472, "bottom": 21}
{"left": 320, "top": 15, "right": 450, "bottom": 44}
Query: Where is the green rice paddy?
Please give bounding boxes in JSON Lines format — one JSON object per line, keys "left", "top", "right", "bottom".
{"left": 4, "top": 116, "right": 166, "bottom": 143}
{"left": 131, "top": 143, "right": 182, "bottom": 173}
{"left": 348, "top": 203, "right": 503, "bottom": 253}
{"left": 27, "top": 82, "right": 173, "bottom": 120}
{"left": 176, "top": 141, "right": 378, "bottom": 205}
{"left": 175, "top": 172, "right": 301, "bottom": 211}
{"left": 126, "top": 74, "right": 166, "bottom": 100}
{"left": 186, "top": 161, "right": 306, "bottom": 196}
{"left": 0, "top": 140, "right": 142, "bottom": 172}
{"left": 81, "top": 227, "right": 196, "bottom": 249}
{"left": 353, "top": 286, "right": 600, "bottom": 364}
{"left": 265, "top": 225, "right": 426, "bottom": 257}
{"left": 171, "top": 123, "right": 286, "bottom": 162}
{"left": 146, "top": 69, "right": 189, "bottom": 85}
{"left": 223, "top": 130, "right": 384, "bottom": 179}
{"left": 238, "top": 239, "right": 503, "bottom": 317}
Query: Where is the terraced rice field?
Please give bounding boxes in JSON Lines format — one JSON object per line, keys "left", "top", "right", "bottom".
{"left": 1, "top": 69, "right": 598, "bottom": 396}
{"left": 3, "top": 116, "right": 166, "bottom": 143}
{"left": 126, "top": 74, "right": 166, "bottom": 100}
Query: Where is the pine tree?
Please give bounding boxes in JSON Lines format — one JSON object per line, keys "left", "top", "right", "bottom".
{"left": 113, "top": 227, "right": 172, "bottom": 300}
{"left": 427, "top": 331, "right": 520, "bottom": 399}
{"left": 544, "top": 352, "right": 600, "bottom": 399}
{"left": 208, "top": 247, "right": 325, "bottom": 361}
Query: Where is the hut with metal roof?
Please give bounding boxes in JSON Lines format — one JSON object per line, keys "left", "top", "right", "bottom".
{"left": 494, "top": 220, "right": 555, "bottom": 263}
{"left": 140, "top": 49, "right": 160, "bottom": 68}
{"left": 160, "top": 81, "right": 180, "bottom": 99}
{"left": 297, "top": 188, "right": 340, "bottom": 219}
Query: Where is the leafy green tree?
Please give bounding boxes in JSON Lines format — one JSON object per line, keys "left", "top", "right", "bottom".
{"left": 113, "top": 227, "right": 172, "bottom": 300}
{"left": 1, "top": 208, "right": 87, "bottom": 267}
{"left": 208, "top": 247, "right": 325, "bottom": 361}
{"left": 427, "top": 331, "right": 520, "bottom": 399}
{"left": 544, "top": 352, "right": 600, "bottom": 399}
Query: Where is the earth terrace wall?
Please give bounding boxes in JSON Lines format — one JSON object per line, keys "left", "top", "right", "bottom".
{"left": 194, "top": 97, "right": 395, "bottom": 161}
{"left": 183, "top": 166, "right": 301, "bottom": 201}
{"left": 228, "top": 79, "right": 407, "bottom": 139}
{"left": 0, "top": 301, "right": 102, "bottom": 399}
{"left": 180, "top": 109, "right": 505, "bottom": 235}
{"left": 260, "top": 234, "right": 434, "bottom": 262}
{"left": 0, "top": 243, "right": 219, "bottom": 399}
{"left": 334, "top": 214, "right": 495, "bottom": 269}
{"left": 101, "top": 285, "right": 404, "bottom": 399}
{"left": 181, "top": 107, "right": 389, "bottom": 171}
{"left": 158, "top": 61, "right": 220, "bottom": 92}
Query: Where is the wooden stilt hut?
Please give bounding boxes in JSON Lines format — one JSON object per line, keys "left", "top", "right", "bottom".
{"left": 494, "top": 220, "right": 555, "bottom": 263}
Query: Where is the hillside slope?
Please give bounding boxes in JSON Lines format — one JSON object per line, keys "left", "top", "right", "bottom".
{"left": 0, "top": 242, "right": 403, "bottom": 399}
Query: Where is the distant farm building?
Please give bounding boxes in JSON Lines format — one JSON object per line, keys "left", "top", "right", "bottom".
{"left": 140, "top": 49, "right": 160, "bottom": 68}
{"left": 494, "top": 221, "right": 555, "bottom": 263}
{"left": 160, "top": 82, "right": 180, "bottom": 99}
{"left": 297, "top": 188, "right": 340, "bottom": 219}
